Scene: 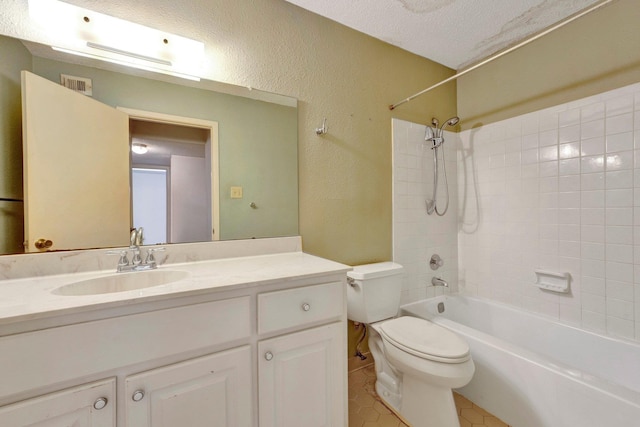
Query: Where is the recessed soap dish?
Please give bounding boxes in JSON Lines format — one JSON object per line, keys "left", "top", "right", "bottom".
{"left": 534, "top": 270, "right": 571, "bottom": 293}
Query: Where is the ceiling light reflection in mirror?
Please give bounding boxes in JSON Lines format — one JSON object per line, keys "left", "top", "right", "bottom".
{"left": 132, "top": 143, "right": 148, "bottom": 155}
{"left": 28, "top": 0, "right": 204, "bottom": 81}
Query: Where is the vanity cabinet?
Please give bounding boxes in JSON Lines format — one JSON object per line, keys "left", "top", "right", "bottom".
{"left": 0, "top": 297, "right": 252, "bottom": 427}
{"left": 0, "top": 347, "right": 253, "bottom": 427}
{"left": 125, "top": 346, "right": 252, "bottom": 427}
{"left": 0, "top": 250, "right": 349, "bottom": 427}
{"left": 0, "top": 378, "right": 115, "bottom": 427}
{"left": 257, "top": 281, "right": 346, "bottom": 427}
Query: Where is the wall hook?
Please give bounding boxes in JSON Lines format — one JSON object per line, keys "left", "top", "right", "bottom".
{"left": 315, "top": 117, "right": 328, "bottom": 136}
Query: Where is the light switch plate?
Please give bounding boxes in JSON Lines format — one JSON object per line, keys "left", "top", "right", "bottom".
{"left": 230, "top": 186, "right": 243, "bottom": 199}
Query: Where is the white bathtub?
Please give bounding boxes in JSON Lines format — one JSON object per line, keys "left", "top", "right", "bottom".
{"left": 401, "top": 295, "right": 640, "bottom": 427}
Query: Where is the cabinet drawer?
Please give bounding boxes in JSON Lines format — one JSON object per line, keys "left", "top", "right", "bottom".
{"left": 0, "top": 296, "right": 250, "bottom": 401}
{"left": 258, "top": 282, "right": 344, "bottom": 334}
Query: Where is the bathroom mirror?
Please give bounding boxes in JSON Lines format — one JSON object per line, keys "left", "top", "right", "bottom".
{"left": 0, "top": 34, "right": 299, "bottom": 255}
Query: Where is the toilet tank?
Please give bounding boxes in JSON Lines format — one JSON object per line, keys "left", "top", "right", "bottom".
{"left": 346, "top": 262, "right": 404, "bottom": 324}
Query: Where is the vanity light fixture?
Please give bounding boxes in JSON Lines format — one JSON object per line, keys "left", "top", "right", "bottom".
{"left": 131, "top": 143, "right": 148, "bottom": 155}
{"left": 28, "top": 0, "right": 204, "bottom": 81}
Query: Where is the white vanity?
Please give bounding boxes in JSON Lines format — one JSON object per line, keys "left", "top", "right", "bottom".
{"left": 0, "top": 237, "right": 349, "bottom": 427}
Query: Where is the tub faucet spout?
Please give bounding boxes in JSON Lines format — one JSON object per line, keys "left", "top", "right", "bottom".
{"left": 431, "top": 277, "right": 448, "bottom": 287}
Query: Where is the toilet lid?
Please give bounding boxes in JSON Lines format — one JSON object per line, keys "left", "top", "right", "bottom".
{"left": 378, "top": 316, "right": 470, "bottom": 363}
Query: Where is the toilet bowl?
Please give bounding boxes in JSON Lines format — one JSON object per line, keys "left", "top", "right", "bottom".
{"left": 347, "top": 262, "right": 474, "bottom": 427}
{"left": 370, "top": 317, "right": 474, "bottom": 427}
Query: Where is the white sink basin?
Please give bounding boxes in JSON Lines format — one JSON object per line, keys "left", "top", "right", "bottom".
{"left": 52, "top": 270, "right": 190, "bottom": 296}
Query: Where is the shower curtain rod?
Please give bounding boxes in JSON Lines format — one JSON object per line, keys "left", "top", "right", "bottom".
{"left": 388, "top": 0, "right": 614, "bottom": 111}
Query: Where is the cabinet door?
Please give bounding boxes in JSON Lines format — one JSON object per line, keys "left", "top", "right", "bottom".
{"left": 259, "top": 322, "right": 345, "bottom": 427}
{"left": 125, "top": 346, "right": 252, "bottom": 427}
{"left": 0, "top": 378, "right": 115, "bottom": 427}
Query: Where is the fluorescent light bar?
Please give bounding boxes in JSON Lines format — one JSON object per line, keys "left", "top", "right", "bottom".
{"left": 51, "top": 46, "right": 201, "bottom": 81}
{"left": 86, "top": 42, "right": 172, "bottom": 66}
{"left": 29, "top": 0, "right": 204, "bottom": 80}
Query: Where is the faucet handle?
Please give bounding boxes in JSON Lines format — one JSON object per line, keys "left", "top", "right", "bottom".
{"left": 129, "top": 246, "right": 142, "bottom": 265}
{"left": 144, "top": 247, "right": 165, "bottom": 266}
{"left": 106, "top": 250, "right": 129, "bottom": 268}
{"left": 430, "top": 254, "right": 444, "bottom": 270}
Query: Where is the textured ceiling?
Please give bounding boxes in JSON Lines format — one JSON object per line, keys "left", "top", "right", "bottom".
{"left": 284, "top": 0, "right": 604, "bottom": 70}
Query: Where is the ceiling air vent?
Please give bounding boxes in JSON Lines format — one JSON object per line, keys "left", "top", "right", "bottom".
{"left": 60, "top": 74, "right": 93, "bottom": 96}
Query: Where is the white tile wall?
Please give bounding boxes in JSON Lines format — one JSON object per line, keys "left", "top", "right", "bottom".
{"left": 458, "top": 81, "right": 640, "bottom": 342}
{"left": 392, "top": 119, "right": 458, "bottom": 305}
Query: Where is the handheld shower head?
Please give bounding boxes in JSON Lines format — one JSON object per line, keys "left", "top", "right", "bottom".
{"left": 425, "top": 115, "right": 459, "bottom": 216}
{"left": 439, "top": 116, "right": 459, "bottom": 132}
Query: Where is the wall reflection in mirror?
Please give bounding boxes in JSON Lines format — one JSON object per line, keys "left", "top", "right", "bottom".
{"left": 0, "top": 34, "right": 299, "bottom": 255}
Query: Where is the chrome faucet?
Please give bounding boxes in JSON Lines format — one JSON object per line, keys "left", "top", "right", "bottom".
{"left": 108, "top": 227, "right": 165, "bottom": 272}
{"left": 431, "top": 277, "right": 448, "bottom": 287}
{"left": 108, "top": 246, "right": 166, "bottom": 273}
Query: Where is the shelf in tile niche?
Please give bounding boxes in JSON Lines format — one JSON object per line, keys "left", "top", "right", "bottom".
{"left": 534, "top": 270, "right": 570, "bottom": 293}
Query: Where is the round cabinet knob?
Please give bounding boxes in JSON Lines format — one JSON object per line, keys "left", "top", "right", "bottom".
{"left": 302, "top": 303, "right": 311, "bottom": 312}
{"left": 93, "top": 397, "right": 108, "bottom": 410}
{"left": 264, "top": 351, "right": 274, "bottom": 361}
{"left": 132, "top": 390, "right": 145, "bottom": 402}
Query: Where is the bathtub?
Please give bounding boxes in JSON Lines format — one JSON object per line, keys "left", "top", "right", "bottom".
{"left": 400, "top": 295, "right": 640, "bottom": 427}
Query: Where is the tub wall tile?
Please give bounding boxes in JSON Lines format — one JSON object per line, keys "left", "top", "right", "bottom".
{"left": 607, "top": 316, "right": 635, "bottom": 339}
{"left": 583, "top": 308, "right": 607, "bottom": 331}
{"left": 454, "top": 81, "right": 640, "bottom": 343}
{"left": 392, "top": 82, "right": 640, "bottom": 343}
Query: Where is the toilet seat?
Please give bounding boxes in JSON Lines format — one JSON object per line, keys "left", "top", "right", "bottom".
{"left": 377, "top": 316, "right": 470, "bottom": 363}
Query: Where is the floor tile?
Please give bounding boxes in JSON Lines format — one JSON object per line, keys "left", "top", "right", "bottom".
{"left": 348, "top": 357, "right": 511, "bottom": 427}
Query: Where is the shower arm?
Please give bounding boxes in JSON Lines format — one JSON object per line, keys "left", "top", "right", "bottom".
{"left": 388, "top": 0, "right": 614, "bottom": 111}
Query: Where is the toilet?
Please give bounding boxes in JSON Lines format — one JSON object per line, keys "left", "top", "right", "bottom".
{"left": 347, "top": 262, "right": 474, "bottom": 427}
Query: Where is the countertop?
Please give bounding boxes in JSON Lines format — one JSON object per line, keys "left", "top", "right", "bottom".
{"left": 0, "top": 251, "right": 350, "bottom": 328}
